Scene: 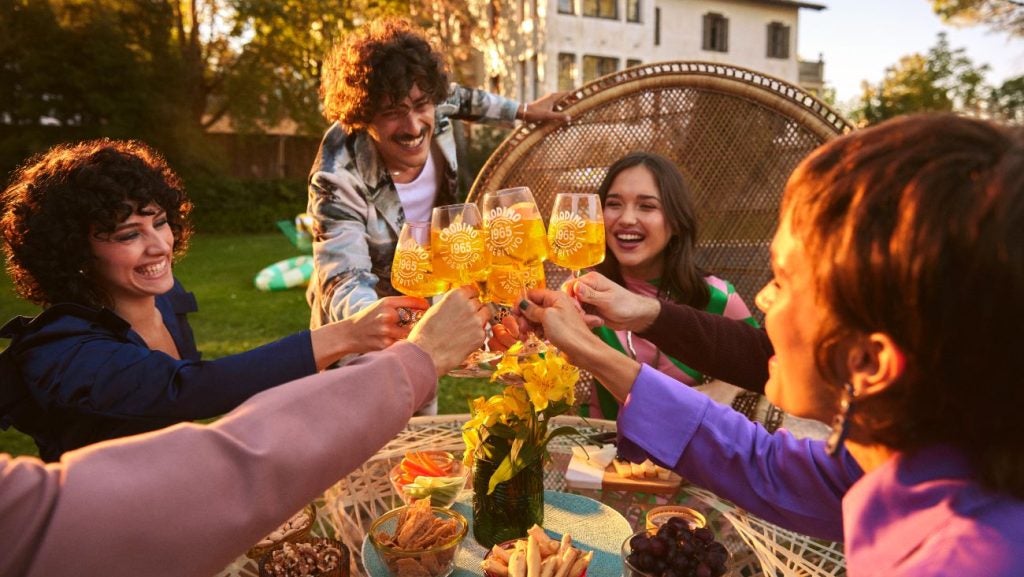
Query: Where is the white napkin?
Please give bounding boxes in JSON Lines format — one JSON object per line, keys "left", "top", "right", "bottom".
{"left": 564, "top": 444, "right": 617, "bottom": 490}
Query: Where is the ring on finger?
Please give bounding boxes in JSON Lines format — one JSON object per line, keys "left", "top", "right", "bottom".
{"left": 397, "top": 307, "right": 413, "bottom": 327}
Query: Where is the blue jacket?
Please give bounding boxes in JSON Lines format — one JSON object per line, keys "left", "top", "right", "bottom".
{"left": 0, "top": 280, "right": 316, "bottom": 461}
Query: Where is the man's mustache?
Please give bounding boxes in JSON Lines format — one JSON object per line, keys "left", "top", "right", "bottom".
{"left": 393, "top": 128, "right": 428, "bottom": 142}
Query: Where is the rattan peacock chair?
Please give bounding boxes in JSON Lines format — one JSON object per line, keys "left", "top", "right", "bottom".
{"left": 467, "top": 62, "right": 853, "bottom": 577}
{"left": 467, "top": 61, "right": 852, "bottom": 326}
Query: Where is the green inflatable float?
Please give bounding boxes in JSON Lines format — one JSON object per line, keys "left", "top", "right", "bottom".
{"left": 254, "top": 255, "right": 313, "bottom": 292}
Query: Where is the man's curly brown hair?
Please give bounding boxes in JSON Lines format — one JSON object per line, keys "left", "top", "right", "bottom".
{"left": 0, "top": 138, "right": 193, "bottom": 309}
{"left": 320, "top": 18, "right": 450, "bottom": 130}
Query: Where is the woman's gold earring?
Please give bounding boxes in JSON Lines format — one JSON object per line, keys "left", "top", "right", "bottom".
{"left": 825, "top": 382, "right": 856, "bottom": 456}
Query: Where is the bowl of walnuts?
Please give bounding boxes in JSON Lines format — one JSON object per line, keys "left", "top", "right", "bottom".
{"left": 258, "top": 537, "right": 350, "bottom": 577}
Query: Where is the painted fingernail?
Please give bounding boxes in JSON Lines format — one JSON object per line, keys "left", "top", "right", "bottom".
{"left": 518, "top": 299, "right": 529, "bottom": 310}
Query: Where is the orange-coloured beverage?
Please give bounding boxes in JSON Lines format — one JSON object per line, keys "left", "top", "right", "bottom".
{"left": 431, "top": 226, "right": 491, "bottom": 284}
{"left": 485, "top": 261, "right": 547, "bottom": 306}
{"left": 391, "top": 248, "right": 450, "bottom": 298}
{"left": 487, "top": 212, "right": 548, "bottom": 266}
{"left": 548, "top": 219, "right": 606, "bottom": 271}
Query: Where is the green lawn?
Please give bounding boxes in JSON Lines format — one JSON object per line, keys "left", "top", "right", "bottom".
{"left": 0, "top": 233, "right": 490, "bottom": 458}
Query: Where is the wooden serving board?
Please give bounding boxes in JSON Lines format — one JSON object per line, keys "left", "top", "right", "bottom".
{"left": 600, "top": 463, "right": 684, "bottom": 494}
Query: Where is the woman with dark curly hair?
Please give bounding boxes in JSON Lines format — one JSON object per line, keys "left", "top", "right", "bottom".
{"left": 307, "top": 19, "right": 568, "bottom": 415}
{"left": 582, "top": 152, "right": 760, "bottom": 419}
{"left": 0, "top": 139, "right": 436, "bottom": 461}
{"left": 523, "top": 114, "right": 1024, "bottom": 574}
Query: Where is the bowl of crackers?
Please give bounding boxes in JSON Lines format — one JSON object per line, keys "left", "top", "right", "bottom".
{"left": 368, "top": 498, "right": 468, "bottom": 577}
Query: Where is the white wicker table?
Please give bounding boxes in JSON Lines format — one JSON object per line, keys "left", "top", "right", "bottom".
{"left": 220, "top": 415, "right": 845, "bottom": 577}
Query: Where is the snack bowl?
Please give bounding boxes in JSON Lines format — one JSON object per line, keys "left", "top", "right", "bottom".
{"left": 622, "top": 524, "right": 730, "bottom": 577}
{"left": 389, "top": 452, "right": 469, "bottom": 508}
{"left": 258, "top": 537, "right": 350, "bottom": 577}
{"left": 644, "top": 505, "right": 707, "bottom": 532}
{"left": 368, "top": 504, "right": 468, "bottom": 577}
{"left": 247, "top": 503, "right": 317, "bottom": 560}
{"left": 483, "top": 538, "right": 588, "bottom": 577}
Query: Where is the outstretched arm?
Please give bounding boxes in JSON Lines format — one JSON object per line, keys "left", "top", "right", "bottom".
{"left": 571, "top": 273, "right": 772, "bottom": 392}
{"left": 1, "top": 287, "right": 489, "bottom": 577}
{"left": 1, "top": 342, "right": 438, "bottom": 577}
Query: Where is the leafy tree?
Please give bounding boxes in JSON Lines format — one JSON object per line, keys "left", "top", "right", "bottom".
{"left": 930, "top": 0, "right": 1024, "bottom": 37}
{"left": 990, "top": 74, "right": 1024, "bottom": 123}
{"left": 0, "top": 1, "right": 412, "bottom": 171}
{"left": 851, "top": 32, "right": 989, "bottom": 125}
{"left": 0, "top": 0, "right": 506, "bottom": 183}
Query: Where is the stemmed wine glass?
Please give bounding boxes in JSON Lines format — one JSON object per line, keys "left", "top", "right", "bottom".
{"left": 390, "top": 221, "right": 450, "bottom": 321}
{"left": 431, "top": 203, "right": 497, "bottom": 376}
{"left": 547, "top": 192, "right": 605, "bottom": 277}
{"left": 480, "top": 187, "right": 548, "bottom": 306}
{"left": 481, "top": 187, "right": 550, "bottom": 356}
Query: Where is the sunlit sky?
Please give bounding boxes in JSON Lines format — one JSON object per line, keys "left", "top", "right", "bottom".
{"left": 798, "top": 0, "right": 1024, "bottom": 107}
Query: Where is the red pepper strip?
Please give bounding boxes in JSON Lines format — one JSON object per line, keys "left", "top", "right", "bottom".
{"left": 400, "top": 459, "right": 433, "bottom": 479}
{"left": 408, "top": 452, "right": 443, "bottom": 476}
{"left": 404, "top": 451, "right": 448, "bottom": 477}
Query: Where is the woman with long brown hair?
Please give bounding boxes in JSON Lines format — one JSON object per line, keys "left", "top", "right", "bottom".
{"left": 586, "top": 151, "right": 759, "bottom": 418}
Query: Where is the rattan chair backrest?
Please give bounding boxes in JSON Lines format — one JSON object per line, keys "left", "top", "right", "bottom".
{"left": 468, "top": 61, "right": 852, "bottom": 323}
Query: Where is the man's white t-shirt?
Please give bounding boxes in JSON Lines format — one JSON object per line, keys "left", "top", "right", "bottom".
{"left": 394, "top": 150, "right": 437, "bottom": 223}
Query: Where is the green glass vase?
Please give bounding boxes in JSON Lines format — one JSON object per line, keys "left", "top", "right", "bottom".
{"left": 471, "top": 452, "right": 545, "bottom": 548}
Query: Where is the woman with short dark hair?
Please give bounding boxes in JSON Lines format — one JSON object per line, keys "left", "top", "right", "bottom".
{"left": 0, "top": 138, "right": 430, "bottom": 461}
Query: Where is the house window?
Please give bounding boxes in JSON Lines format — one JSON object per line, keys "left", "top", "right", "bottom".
{"left": 655, "top": 7, "right": 661, "bottom": 46}
{"left": 627, "top": 0, "right": 641, "bottom": 23}
{"left": 558, "top": 0, "right": 574, "bottom": 14}
{"left": 626, "top": 59, "right": 642, "bottom": 69}
{"left": 767, "top": 22, "right": 790, "bottom": 59}
{"left": 702, "top": 12, "right": 729, "bottom": 52}
{"left": 558, "top": 53, "right": 577, "bottom": 91}
{"left": 583, "top": 0, "right": 617, "bottom": 19}
{"left": 583, "top": 55, "right": 618, "bottom": 83}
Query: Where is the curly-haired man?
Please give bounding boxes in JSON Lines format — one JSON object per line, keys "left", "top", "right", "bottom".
{"left": 307, "top": 19, "right": 566, "bottom": 412}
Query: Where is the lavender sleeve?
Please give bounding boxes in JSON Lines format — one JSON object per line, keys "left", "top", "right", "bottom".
{"left": 617, "top": 365, "right": 861, "bottom": 542}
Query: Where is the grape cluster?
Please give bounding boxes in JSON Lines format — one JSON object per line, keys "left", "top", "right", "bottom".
{"left": 624, "top": 517, "right": 729, "bottom": 577}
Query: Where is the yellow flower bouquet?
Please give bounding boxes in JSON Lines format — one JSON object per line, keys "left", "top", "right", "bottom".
{"left": 462, "top": 342, "right": 582, "bottom": 546}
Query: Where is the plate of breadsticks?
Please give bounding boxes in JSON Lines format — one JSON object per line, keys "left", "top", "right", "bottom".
{"left": 481, "top": 525, "right": 592, "bottom": 577}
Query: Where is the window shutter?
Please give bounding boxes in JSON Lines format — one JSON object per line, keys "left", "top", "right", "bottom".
{"left": 782, "top": 25, "right": 790, "bottom": 58}
{"left": 722, "top": 18, "right": 729, "bottom": 52}
{"left": 655, "top": 7, "right": 661, "bottom": 46}
{"left": 702, "top": 13, "right": 711, "bottom": 50}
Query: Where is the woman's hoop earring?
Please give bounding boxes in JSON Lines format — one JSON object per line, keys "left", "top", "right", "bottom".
{"left": 825, "top": 382, "right": 856, "bottom": 457}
